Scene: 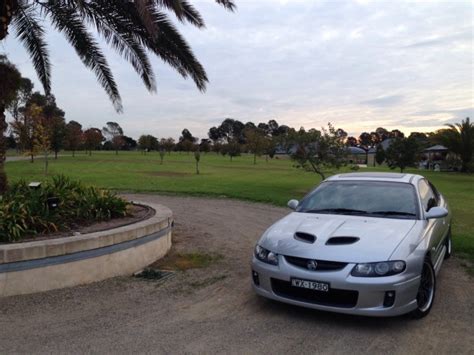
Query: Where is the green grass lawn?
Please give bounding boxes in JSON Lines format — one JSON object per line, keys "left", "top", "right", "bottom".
{"left": 6, "top": 150, "right": 474, "bottom": 268}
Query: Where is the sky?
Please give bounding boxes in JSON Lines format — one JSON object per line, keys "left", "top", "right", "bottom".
{"left": 2, "top": 0, "right": 473, "bottom": 140}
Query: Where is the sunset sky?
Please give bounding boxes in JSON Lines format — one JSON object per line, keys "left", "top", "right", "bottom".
{"left": 2, "top": 0, "right": 473, "bottom": 140}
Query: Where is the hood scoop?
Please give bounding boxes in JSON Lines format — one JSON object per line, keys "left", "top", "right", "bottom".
{"left": 326, "top": 236, "right": 360, "bottom": 245}
{"left": 294, "top": 232, "right": 316, "bottom": 244}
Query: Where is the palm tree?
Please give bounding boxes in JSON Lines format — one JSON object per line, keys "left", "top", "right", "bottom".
{"left": 442, "top": 117, "right": 473, "bottom": 172}
{"left": 0, "top": 0, "right": 235, "bottom": 192}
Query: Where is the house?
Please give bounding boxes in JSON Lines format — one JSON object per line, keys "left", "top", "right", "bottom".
{"left": 347, "top": 146, "right": 367, "bottom": 164}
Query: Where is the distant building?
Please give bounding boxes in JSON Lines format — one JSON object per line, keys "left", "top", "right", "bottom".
{"left": 421, "top": 145, "right": 454, "bottom": 171}
{"left": 347, "top": 146, "right": 367, "bottom": 164}
{"left": 367, "top": 147, "right": 377, "bottom": 167}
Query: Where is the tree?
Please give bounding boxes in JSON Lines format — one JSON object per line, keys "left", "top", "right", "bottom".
{"left": 122, "top": 135, "right": 137, "bottom": 150}
{"left": 33, "top": 120, "right": 51, "bottom": 176}
{"left": 64, "top": 120, "right": 83, "bottom": 157}
{"left": 40, "top": 95, "right": 66, "bottom": 159}
{"left": 7, "top": 77, "right": 33, "bottom": 121}
{"left": 0, "top": 55, "right": 21, "bottom": 192}
{"left": 375, "top": 144, "right": 385, "bottom": 165}
{"left": 358, "top": 132, "right": 373, "bottom": 148}
{"left": 178, "top": 128, "right": 197, "bottom": 153}
{"left": 103, "top": 122, "right": 123, "bottom": 154}
{"left": 161, "top": 137, "right": 175, "bottom": 155}
{"left": 244, "top": 127, "right": 266, "bottom": 164}
{"left": 210, "top": 118, "right": 245, "bottom": 144}
{"left": 83, "top": 128, "right": 104, "bottom": 155}
{"left": 1, "top": 0, "right": 235, "bottom": 114}
{"left": 159, "top": 149, "right": 166, "bottom": 164}
{"left": 48, "top": 115, "right": 66, "bottom": 159}
{"left": 435, "top": 117, "right": 473, "bottom": 172}
{"left": 409, "top": 132, "right": 429, "bottom": 148}
{"left": 290, "top": 124, "right": 348, "bottom": 181}
{"left": 222, "top": 139, "right": 241, "bottom": 161}
{"left": 346, "top": 136, "right": 358, "bottom": 147}
{"left": 138, "top": 134, "right": 158, "bottom": 153}
{"left": 199, "top": 138, "right": 211, "bottom": 153}
{"left": 10, "top": 102, "right": 43, "bottom": 163}
{"left": 385, "top": 137, "right": 419, "bottom": 172}
{"left": 194, "top": 150, "right": 201, "bottom": 174}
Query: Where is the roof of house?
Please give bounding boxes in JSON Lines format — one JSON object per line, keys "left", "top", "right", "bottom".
{"left": 423, "top": 144, "right": 448, "bottom": 152}
{"left": 347, "top": 146, "right": 366, "bottom": 155}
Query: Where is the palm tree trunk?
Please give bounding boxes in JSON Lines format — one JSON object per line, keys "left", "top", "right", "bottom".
{"left": 0, "top": 104, "right": 8, "bottom": 193}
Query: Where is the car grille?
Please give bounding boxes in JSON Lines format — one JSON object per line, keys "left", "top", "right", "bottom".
{"left": 284, "top": 255, "right": 348, "bottom": 271}
{"left": 271, "top": 279, "right": 358, "bottom": 308}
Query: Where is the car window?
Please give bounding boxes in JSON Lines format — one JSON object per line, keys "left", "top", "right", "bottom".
{"left": 297, "top": 181, "right": 419, "bottom": 219}
{"left": 418, "top": 179, "right": 438, "bottom": 211}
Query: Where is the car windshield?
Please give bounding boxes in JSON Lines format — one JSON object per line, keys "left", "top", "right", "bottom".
{"left": 297, "top": 181, "right": 419, "bottom": 219}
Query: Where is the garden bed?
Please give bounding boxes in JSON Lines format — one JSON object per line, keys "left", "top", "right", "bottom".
{"left": 14, "top": 204, "right": 155, "bottom": 243}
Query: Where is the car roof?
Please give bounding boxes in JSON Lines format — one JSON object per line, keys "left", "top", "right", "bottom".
{"left": 326, "top": 172, "right": 423, "bottom": 185}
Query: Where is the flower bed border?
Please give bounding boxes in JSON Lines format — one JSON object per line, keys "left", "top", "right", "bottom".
{"left": 0, "top": 201, "right": 173, "bottom": 296}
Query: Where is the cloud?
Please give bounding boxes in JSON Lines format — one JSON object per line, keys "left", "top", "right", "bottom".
{"left": 1, "top": 0, "right": 472, "bottom": 140}
{"left": 361, "top": 95, "right": 404, "bottom": 107}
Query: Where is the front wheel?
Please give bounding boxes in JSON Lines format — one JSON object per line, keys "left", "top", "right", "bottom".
{"left": 411, "top": 258, "right": 436, "bottom": 319}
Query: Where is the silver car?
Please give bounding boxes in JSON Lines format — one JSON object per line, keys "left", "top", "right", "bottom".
{"left": 251, "top": 172, "right": 452, "bottom": 318}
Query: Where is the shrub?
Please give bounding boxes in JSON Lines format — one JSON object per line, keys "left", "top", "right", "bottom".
{"left": 0, "top": 176, "right": 128, "bottom": 243}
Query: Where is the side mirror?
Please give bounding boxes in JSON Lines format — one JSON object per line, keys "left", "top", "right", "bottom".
{"left": 425, "top": 206, "right": 448, "bottom": 219}
{"left": 287, "top": 199, "right": 299, "bottom": 210}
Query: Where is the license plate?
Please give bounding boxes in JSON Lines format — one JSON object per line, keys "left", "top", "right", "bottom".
{"left": 291, "top": 278, "right": 329, "bottom": 292}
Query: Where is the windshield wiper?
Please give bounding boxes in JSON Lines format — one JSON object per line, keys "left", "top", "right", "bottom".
{"left": 305, "top": 208, "right": 368, "bottom": 215}
{"left": 369, "top": 211, "right": 416, "bottom": 217}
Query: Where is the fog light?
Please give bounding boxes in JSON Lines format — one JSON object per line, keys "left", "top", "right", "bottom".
{"left": 252, "top": 270, "right": 260, "bottom": 286}
{"left": 383, "top": 291, "right": 396, "bottom": 307}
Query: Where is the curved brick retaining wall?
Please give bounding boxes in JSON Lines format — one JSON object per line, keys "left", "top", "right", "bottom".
{"left": 0, "top": 202, "right": 173, "bottom": 297}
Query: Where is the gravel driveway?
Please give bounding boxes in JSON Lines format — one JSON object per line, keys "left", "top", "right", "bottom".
{"left": 1, "top": 194, "right": 473, "bottom": 354}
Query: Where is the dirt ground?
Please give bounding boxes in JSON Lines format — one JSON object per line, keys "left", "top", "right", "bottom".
{"left": 1, "top": 194, "right": 473, "bottom": 354}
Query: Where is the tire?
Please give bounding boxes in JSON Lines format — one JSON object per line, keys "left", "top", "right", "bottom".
{"left": 444, "top": 228, "right": 452, "bottom": 260}
{"left": 411, "top": 258, "right": 436, "bottom": 319}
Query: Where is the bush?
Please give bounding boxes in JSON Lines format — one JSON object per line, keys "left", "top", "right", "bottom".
{"left": 0, "top": 176, "right": 128, "bottom": 243}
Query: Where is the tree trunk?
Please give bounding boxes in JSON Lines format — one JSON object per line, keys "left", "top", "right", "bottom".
{"left": 30, "top": 153, "right": 34, "bottom": 163}
{"left": 196, "top": 161, "right": 199, "bottom": 175}
{"left": 0, "top": 104, "right": 7, "bottom": 194}
{"left": 115, "top": 149, "right": 118, "bottom": 155}
{"left": 253, "top": 153, "right": 257, "bottom": 165}
{"left": 55, "top": 150, "right": 58, "bottom": 159}
{"left": 44, "top": 150, "right": 48, "bottom": 176}
{"left": 89, "top": 150, "right": 92, "bottom": 156}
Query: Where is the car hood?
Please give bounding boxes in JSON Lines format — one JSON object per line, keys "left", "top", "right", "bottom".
{"left": 259, "top": 212, "right": 418, "bottom": 263}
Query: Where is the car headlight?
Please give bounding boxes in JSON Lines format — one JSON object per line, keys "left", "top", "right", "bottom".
{"left": 254, "top": 245, "right": 279, "bottom": 265}
{"left": 351, "top": 261, "right": 406, "bottom": 277}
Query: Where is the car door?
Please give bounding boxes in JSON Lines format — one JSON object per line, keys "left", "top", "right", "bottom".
{"left": 418, "top": 179, "right": 446, "bottom": 262}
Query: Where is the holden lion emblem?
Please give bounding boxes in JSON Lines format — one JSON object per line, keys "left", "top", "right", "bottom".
{"left": 307, "top": 260, "right": 318, "bottom": 270}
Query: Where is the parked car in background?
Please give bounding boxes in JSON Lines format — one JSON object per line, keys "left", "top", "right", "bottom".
{"left": 252, "top": 172, "right": 452, "bottom": 318}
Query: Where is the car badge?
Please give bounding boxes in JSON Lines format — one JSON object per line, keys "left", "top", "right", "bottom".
{"left": 307, "top": 260, "right": 318, "bottom": 270}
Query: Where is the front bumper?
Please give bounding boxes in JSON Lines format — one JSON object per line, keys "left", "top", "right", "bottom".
{"left": 251, "top": 256, "right": 420, "bottom": 317}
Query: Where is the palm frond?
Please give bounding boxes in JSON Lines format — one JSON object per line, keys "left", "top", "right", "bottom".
{"left": 117, "top": 1, "right": 209, "bottom": 91}
{"left": 12, "top": 5, "right": 51, "bottom": 94}
{"left": 140, "top": 6, "right": 208, "bottom": 91}
{"left": 42, "top": 3, "right": 122, "bottom": 112}
{"left": 153, "top": 0, "right": 205, "bottom": 27}
{"left": 215, "top": 0, "right": 236, "bottom": 12}
{"left": 80, "top": 1, "right": 157, "bottom": 92}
